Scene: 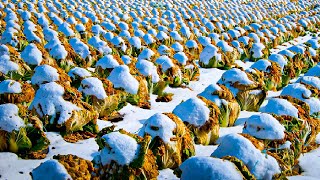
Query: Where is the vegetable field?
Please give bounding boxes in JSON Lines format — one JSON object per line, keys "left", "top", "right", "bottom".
{"left": 0, "top": 0, "right": 320, "bottom": 179}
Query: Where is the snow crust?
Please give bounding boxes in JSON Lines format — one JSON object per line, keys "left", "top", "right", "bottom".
{"left": 138, "top": 48, "right": 155, "bottom": 60}
{"left": 281, "top": 83, "right": 312, "bottom": 99}
{"left": 199, "top": 44, "right": 221, "bottom": 65}
{"left": 140, "top": 113, "right": 176, "bottom": 143}
{"left": 212, "top": 133, "right": 281, "bottom": 179}
{"left": 21, "top": 43, "right": 43, "bottom": 65}
{"left": 243, "top": 113, "right": 285, "bottom": 140}
{"left": 0, "top": 104, "right": 25, "bottom": 132}
{"left": 108, "top": 65, "right": 139, "bottom": 94}
{"left": 0, "top": 80, "right": 22, "bottom": 94}
{"left": 79, "top": 77, "right": 107, "bottom": 100}
{"left": 250, "top": 59, "right": 272, "bottom": 72}
{"left": 217, "top": 40, "right": 233, "bottom": 52}
{"left": 143, "top": 34, "right": 155, "bottom": 45}
{"left": 172, "top": 42, "right": 184, "bottom": 52}
{"left": 305, "top": 64, "right": 320, "bottom": 77}
{"left": 219, "top": 68, "right": 254, "bottom": 85}
{"left": 173, "top": 97, "right": 210, "bottom": 127}
{"left": 69, "top": 38, "right": 90, "bottom": 59}
{"left": 29, "top": 82, "right": 80, "bottom": 124}
{"left": 170, "top": 31, "right": 183, "bottom": 41}
{"left": 129, "top": 36, "right": 142, "bottom": 49}
{"left": 281, "top": 84, "right": 320, "bottom": 115}
{"left": 260, "top": 98, "right": 299, "bottom": 118}
{"left": 173, "top": 52, "right": 188, "bottom": 65}
{"left": 136, "top": 60, "right": 160, "bottom": 83}
{"left": 268, "top": 54, "right": 287, "bottom": 71}
{"left": 198, "top": 84, "right": 226, "bottom": 107}
{"left": 31, "top": 65, "right": 59, "bottom": 85}
{"left": 158, "top": 45, "right": 170, "bottom": 55}
{"left": 297, "top": 76, "right": 320, "bottom": 90}
{"left": 89, "top": 36, "right": 112, "bottom": 54}
{"left": 96, "top": 55, "right": 119, "bottom": 69}
{"left": 0, "top": 45, "right": 19, "bottom": 74}
{"left": 31, "top": 160, "right": 71, "bottom": 180}
{"left": 68, "top": 67, "right": 91, "bottom": 79}
{"left": 198, "top": 36, "right": 211, "bottom": 46}
{"left": 155, "top": 55, "right": 175, "bottom": 72}
{"left": 179, "top": 156, "right": 243, "bottom": 180}
{"left": 49, "top": 44, "right": 68, "bottom": 60}
{"left": 186, "top": 40, "right": 198, "bottom": 49}
{"left": 251, "top": 43, "right": 265, "bottom": 58}
{"left": 99, "top": 131, "right": 140, "bottom": 166}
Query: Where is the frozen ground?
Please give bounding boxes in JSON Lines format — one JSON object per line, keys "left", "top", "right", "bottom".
{"left": 1, "top": 52, "right": 319, "bottom": 179}
{"left": 1, "top": 0, "right": 320, "bottom": 177}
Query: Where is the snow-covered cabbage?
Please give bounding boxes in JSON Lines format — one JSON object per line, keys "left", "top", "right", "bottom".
{"left": 29, "top": 82, "right": 98, "bottom": 137}
{"left": 177, "top": 157, "right": 246, "bottom": 180}
{"left": 0, "top": 104, "right": 49, "bottom": 158}
{"left": 173, "top": 97, "right": 219, "bottom": 145}
{"left": 212, "top": 133, "right": 281, "bottom": 179}
{"left": 93, "top": 127, "right": 158, "bottom": 179}
{"left": 139, "top": 113, "right": 195, "bottom": 169}
{"left": 243, "top": 113, "right": 285, "bottom": 140}
{"left": 218, "top": 68, "right": 266, "bottom": 111}
{"left": 198, "top": 84, "right": 240, "bottom": 127}
{"left": 32, "top": 155, "right": 94, "bottom": 179}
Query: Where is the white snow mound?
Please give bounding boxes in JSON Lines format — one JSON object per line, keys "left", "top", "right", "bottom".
{"left": 79, "top": 77, "right": 107, "bottom": 100}
{"left": 173, "top": 97, "right": 210, "bottom": 127}
{"left": 0, "top": 80, "right": 22, "bottom": 94}
{"left": 140, "top": 113, "right": 176, "bottom": 143}
{"left": 199, "top": 44, "right": 221, "bottom": 65}
{"left": 21, "top": 43, "right": 43, "bottom": 65}
{"left": 259, "top": 98, "right": 299, "bottom": 118}
{"left": 29, "top": 82, "right": 81, "bottom": 124}
{"left": 31, "top": 160, "right": 72, "bottom": 180}
{"left": 108, "top": 65, "right": 139, "bottom": 94}
{"left": 179, "top": 156, "right": 243, "bottom": 180}
{"left": 96, "top": 55, "right": 119, "bottom": 69}
{"left": 0, "top": 103, "right": 25, "bottom": 132}
{"left": 31, "top": 65, "right": 59, "bottom": 85}
{"left": 99, "top": 131, "right": 140, "bottom": 166}
{"left": 68, "top": 67, "right": 91, "bottom": 79}
{"left": 243, "top": 113, "right": 285, "bottom": 140}
{"left": 211, "top": 133, "right": 281, "bottom": 179}
{"left": 219, "top": 68, "right": 254, "bottom": 85}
